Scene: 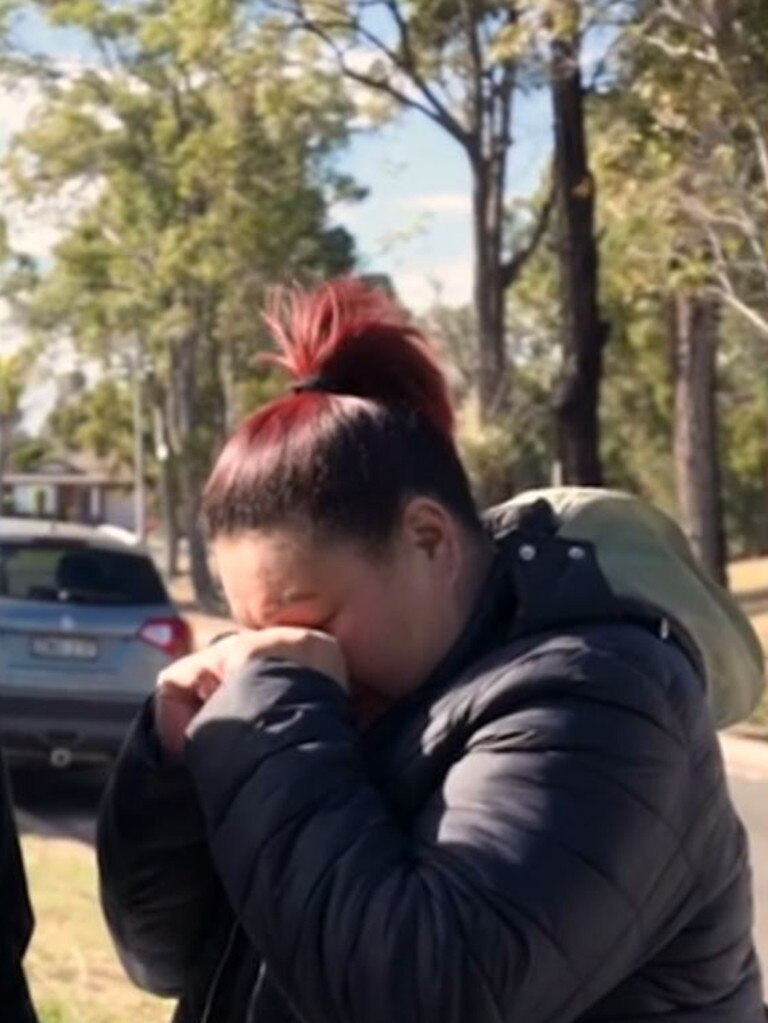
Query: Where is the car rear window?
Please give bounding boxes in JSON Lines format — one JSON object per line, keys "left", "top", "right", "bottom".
{"left": 0, "top": 542, "right": 169, "bottom": 606}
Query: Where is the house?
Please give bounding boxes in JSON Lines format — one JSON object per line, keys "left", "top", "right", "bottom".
{"left": 1, "top": 456, "right": 135, "bottom": 530}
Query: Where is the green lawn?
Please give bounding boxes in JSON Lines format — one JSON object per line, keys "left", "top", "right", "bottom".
{"left": 22, "top": 832, "right": 169, "bottom": 1023}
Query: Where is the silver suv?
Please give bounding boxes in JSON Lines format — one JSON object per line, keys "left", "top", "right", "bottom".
{"left": 0, "top": 518, "right": 191, "bottom": 766}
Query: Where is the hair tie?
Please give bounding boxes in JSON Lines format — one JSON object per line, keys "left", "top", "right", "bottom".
{"left": 292, "top": 373, "right": 336, "bottom": 394}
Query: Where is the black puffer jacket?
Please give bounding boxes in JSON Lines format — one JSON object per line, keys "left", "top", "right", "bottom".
{"left": 0, "top": 752, "right": 38, "bottom": 1023}
{"left": 97, "top": 524, "right": 765, "bottom": 1023}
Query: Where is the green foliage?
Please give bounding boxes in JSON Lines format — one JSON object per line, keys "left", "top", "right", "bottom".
{"left": 9, "top": 436, "right": 53, "bottom": 470}
{"left": 46, "top": 378, "right": 136, "bottom": 470}
{"left": 457, "top": 373, "right": 555, "bottom": 508}
{"left": 591, "top": 0, "right": 768, "bottom": 552}
{"left": 426, "top": 302, "right": 555, "bottom": 505}
{"left": 719, "top": 318, "right": 768, "bottom": 556}
{"left": 3, "top": 0, "right": 358, "bottom": 577}
{"left": 0, "top": 351, "right": 27, "bottom": 420}
{"left": 10, "top": 4, "right": 357, "bottom": 363}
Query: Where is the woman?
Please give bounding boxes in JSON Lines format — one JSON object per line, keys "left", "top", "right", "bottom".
{"left": 98, "top": 277, "right": 765, "bottom": 1023}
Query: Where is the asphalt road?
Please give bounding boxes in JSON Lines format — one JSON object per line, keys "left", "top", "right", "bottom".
{"left": 720, "top": 734, "right": 768, "bottom": 976}
{"left": 11, "top": 734, "right": 768, "bottom": 982}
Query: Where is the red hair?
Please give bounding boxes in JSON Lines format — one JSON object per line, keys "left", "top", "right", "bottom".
{"left": 261, "top": 277, "right": 454, "bottom": 437}
{"left": 202, "top": 277, "right": 479, "bottom": 542}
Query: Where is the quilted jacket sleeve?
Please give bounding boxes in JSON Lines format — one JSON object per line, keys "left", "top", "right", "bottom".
{"left": 183, "top": 646, "right": 707, "bottom": 1023}
{"left": 97, "top": 700, "right": 225, "bottom": 997}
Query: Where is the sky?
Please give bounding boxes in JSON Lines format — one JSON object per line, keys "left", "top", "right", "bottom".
{"left": 0, "top": 6, "right": 555, "bottom": 315}
{"left": 333, "top": 99, "right": 552, "bottom": 309}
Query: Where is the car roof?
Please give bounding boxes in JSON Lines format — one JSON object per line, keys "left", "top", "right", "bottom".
{"left": 0, "top": 517, "right": 145, "bottom": 554}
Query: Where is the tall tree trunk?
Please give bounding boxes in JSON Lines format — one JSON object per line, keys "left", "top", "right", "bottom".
{"left": 177, "top": 458, "right": 220, "bottom": 610}
{"left": 173, "top": 329, "right": 220, "bottom": 609}
{"left": 669, "top": 291, "right": 728, "bottom": 586}
{"left": 550, "top": 4, "right": 608, "bottom": 485}
{"left": 472, "top": 155, "right": 508, "bottom": 419}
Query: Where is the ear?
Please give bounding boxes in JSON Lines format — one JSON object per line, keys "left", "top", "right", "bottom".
{"left": 399, "top": 497, "right": 460, "bottom": 571}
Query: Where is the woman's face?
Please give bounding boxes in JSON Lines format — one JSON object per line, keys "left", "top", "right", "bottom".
{"left": 213, "top": 499, "right": 471, "bottom": 710}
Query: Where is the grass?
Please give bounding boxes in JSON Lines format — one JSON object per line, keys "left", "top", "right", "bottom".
{"left": 22, "top": 833, "right": 170, "bottom": 1023}
{"left": 19, "top": 557, "right": 768, "bottom": 1021}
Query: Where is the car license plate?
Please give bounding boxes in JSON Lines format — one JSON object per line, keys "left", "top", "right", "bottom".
{"left": 30, "top": 635, "right": 99, "bottom": 661}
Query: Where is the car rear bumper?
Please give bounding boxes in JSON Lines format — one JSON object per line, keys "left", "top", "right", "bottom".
{"left": 0, "top": 687, "right": 147, "bottom": 762}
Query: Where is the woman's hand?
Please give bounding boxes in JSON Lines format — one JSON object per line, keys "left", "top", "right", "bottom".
{"left": 154, "top": 628, "right": 348, "bottom": 758}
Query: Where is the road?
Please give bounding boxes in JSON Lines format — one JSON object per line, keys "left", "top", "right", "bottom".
{"left": 11, "top": 734, "right": 768, "bottom": 979}
{"left": 720, "top": 734, "right": 768, "bottom": 974}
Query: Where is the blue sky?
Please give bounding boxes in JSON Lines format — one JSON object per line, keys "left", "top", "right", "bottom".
{"left": 334, "top": 99, "right": 552, "bottom": 308}
{"left": 2, "top": 5, "right": 554, "bottom": 312}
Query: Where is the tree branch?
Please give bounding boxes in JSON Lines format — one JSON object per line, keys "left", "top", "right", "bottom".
{"left": 683, "top": 193, "right": 768, "bottom": 307}
{"left": 275, "top": 0, "right": 470, "bottom": 147}
{"left": 692, "top": 208, "right": 768, "bottom": 340}
{"left": 501, "top": 179, "right": 555, "bottom": 289}
{"left": 713, "top": 283, "right": 768, "bottom": 340}
{"left": 382, "top": 0, "right": 467, "bottom": 140}
{"left": 292, "top": 13, "right": 470, "bottom": 147}
{"left": 458, "top": 0, "right": 485, "bottom": 141}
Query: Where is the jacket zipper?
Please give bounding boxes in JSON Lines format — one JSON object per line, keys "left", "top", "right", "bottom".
{"left": 203, "top": 927, "right": 311, "bottom": 1023}
{"left": 245, "top": 961, "right": 266, "bottom": 1023}
{"left": 201, "top": 923, "right": 239, "bottom": 1023}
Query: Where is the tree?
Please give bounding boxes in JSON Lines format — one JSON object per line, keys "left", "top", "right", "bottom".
{"left": 267, "top": 0, "right": 558, "bottom": 416}
{"left": 0, "top": 350, "right": 28, "bottom": 511}
{"left": 549, "top": 0, "right": 608, "bottom": 484}
{"left": 6, "top": 0, "right": 357, "bottom": 605}
{"left": 667, "top": 292, "right": 727, "bottom": 584}
{"left": 576, "top": 4, "right": 732, "bottom": 581}
{"left": 644, "top": 0, "right": 768, "bottom": 342}
{"left": 0, "top": 210, "right": 44, "bottom": 512}
{"left": 8, "top": 435, "right": 52, "bottom": 472}
{"left": 719, "top": 318, "right": 768, "bottom": 556}
{"left": 464, "top": 0, "right": 768, "bottom": 565}
{"left": 45, "top": 378, "right": 135, "bottom": 472}
{"left": 629, "top": 0, "right": 768, "bottom": 581}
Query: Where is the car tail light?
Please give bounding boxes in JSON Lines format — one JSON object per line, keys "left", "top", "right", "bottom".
{"left": 138, "top": 617, "right": 193, "bottom": 660}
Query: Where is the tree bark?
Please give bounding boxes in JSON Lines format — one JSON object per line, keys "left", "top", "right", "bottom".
{"left": 173, "top": 328, "right": 220, "bottom": 610}
{"left": 178, "top": 460, "right": 220, "bottom": 611}
{"left": 550, "top": 6, "right": 608, "bottom": 485}
{"left": 472, "top": 155, "right": 508, "bottom": 418}
{"left": 669, "top": 291, "right": 728, "bottom": 586}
